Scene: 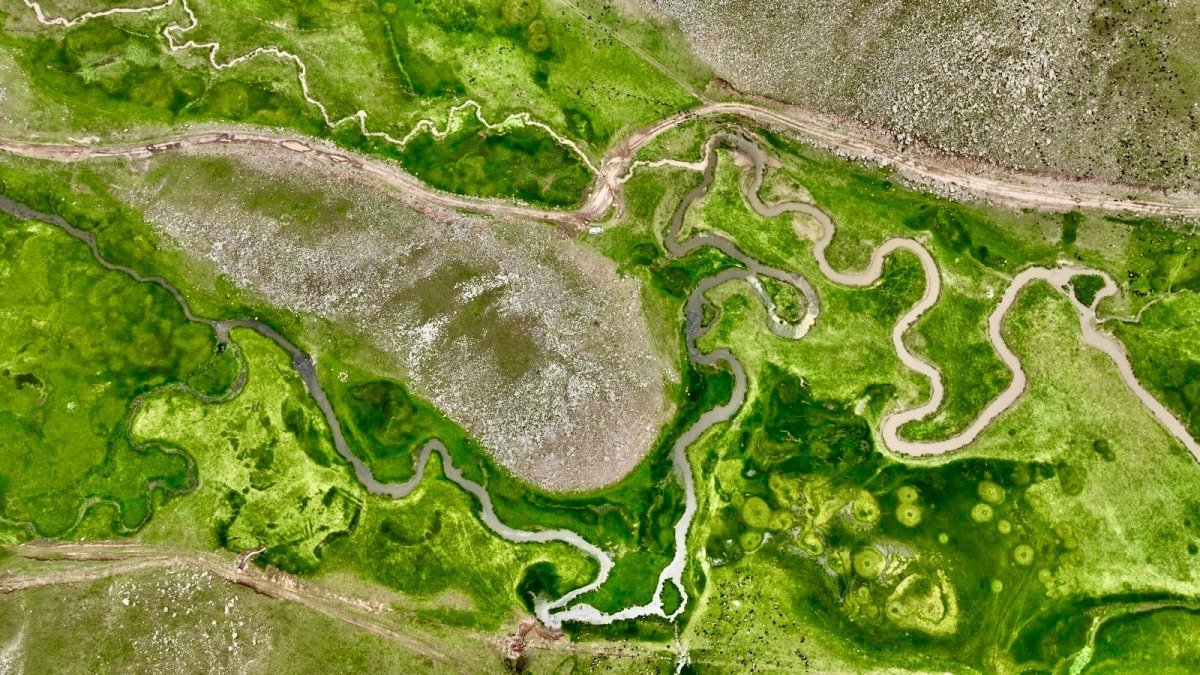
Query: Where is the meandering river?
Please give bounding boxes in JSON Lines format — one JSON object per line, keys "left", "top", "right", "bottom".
{"left": 1, "top": 129, "right": 1196, "bottom": 633}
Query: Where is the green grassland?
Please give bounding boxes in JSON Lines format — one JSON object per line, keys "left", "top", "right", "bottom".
{"left": 684, "top": 277, "right": 1200, "bottom": 672}
{"left": 590, "top": 126, "right": 1200, "bottom": 667}
{"left": 132, "top": 329, "right": 363, "bottom": 573}
{"left": 135, "top": 329, "right": 597, "bottom": 626}
{"left": 0, "top": 0, "right": 703, "bottom": 205}
{"left": 1083, "top": 607, "right": 1200, "bottom": 673}
{"left": 1, "top": 28, "right": 1200, "bottom": 669}
{"left": 590, "top": 123, "right": 1200, "bottom": 670}
{"left": 0, "top": 200, "right": 604, "bottom": 634}
{"left": 964, "top": 284, "right": 1200, "bottom": 601}
{"left": 0, "top": 151, "right": 733, "bottom": 639}
{"left": 0, "top": 213, "right": 215, "bottom": 540}
{"left": 176, "top": 0, "right": 697, "bottom": 149}
{"left": 685, "top": 151, "right": 930, "bottom": 413}
{"left": 636, "top": 120, "right": 1200, "bottom": 452}
{"left": 1112, "top": 284, "right": 1200, "bottom": 442}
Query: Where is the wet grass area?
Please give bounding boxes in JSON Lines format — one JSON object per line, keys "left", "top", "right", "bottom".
{"left": 0, "top": 37, "right": 1199, "bottom": 669}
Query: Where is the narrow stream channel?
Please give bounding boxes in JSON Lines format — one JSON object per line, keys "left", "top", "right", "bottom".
{"left": 3, "top": 129, "right": 1196, "bottom": 635}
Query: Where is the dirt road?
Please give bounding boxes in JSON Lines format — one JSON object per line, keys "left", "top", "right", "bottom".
{"left": 3, "top": 100, "right": 1200, "bottom": 231}
{"left": 0, "top": 541, "right": 450, "bottom": 664}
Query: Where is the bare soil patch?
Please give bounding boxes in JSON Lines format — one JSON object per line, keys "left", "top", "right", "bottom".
{"left": 105, "top": 145, "right": 674, "bottom": 491}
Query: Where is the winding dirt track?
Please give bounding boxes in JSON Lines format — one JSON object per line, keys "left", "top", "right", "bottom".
{"left": 5, "top": 99, "right": 1200, "bottom": 231}
{"left": 14, "top": 0, "right": 1200, "bottom": 220}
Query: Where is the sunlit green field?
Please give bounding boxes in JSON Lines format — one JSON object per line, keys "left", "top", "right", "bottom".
{"left": 1, "top": 0, "right": 1199, "bottom": 672}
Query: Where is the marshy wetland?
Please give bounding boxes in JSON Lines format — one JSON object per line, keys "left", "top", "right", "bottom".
{"left": 1, "top": 0, "right": 1200, "bottom": 672}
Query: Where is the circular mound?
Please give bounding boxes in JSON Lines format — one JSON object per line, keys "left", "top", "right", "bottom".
{"left": 852, "top": 491, "right": 881, "bottom": 526}
{"left": 1013, "top": 544, "right": 1035, "bottom": 566}
{"left": 970, "top": 503, "right": 994, "bottom": 523}
{"left": 503, "top": 0, "right": 539, "bottom": 25}
{"left": 527, "top": 32, "right": 550, "bottom": 53}
{"left": 896, "top": 485, "right": 920, "bottom": 505}
{"left": 768, "top": 511, "right": 794, "bottom": 531}
{"left": 997, "top": 519, "right": 1013, "bottom": 535}
{"left": 885, "top": 571, "right": 959, "bottom": 636}
{"left": 896, "top": 504, "right": 923, "bottom": 528}
{"left": 978, "top": 480, "right": 1006, "bottom": 505}
{"left": 742, "top": 496, "right": 773, "bottom": 530}
{"left": 739, "top": 529, "right": 764, "bottom": 552}
{"left": 853, "top": 548, "right": 885, "bottom": 579}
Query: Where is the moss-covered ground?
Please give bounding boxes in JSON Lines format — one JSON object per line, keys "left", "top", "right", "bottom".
{"left": 0, "top": 213, "right": 215, "bottom": 539}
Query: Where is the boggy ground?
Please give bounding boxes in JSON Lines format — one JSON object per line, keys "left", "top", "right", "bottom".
{"left": 613, "top": 129, "right": 1200, "bottom": 671}
{"left": 91, "top": 145, "right": 676, "bottom": 492}
{"left": 1, "top": 114, "right": 1199, "bottom": 672}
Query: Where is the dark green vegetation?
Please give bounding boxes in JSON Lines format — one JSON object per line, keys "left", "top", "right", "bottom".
{"left": 759, "top": 275, "right": 806, "bottom": 324}
{"left": 136, "top": 329, "right": 598, "bottom": 621}
{"left": 0, "top": 206, "right": 604, "bottom": 630}
{"left": 393, "top": 114, "right": 591, "bottom": 207}
{"left": 316, "top": 247, "right": 733, "bottom": 620}
{"left": 1113, "top": 293, "right": 1200, "bottom": 441}
{"left": 1084, "top": 607, "right": 1200, "bottom": 672}
{"left": 1072, "top": 274, "right": 1106, "bottom": 307}
{"left": 0, "top": 213, "right": 215, "bottom": 539}
{"left": 0, "top": 10, "right": 1199, "bottom": 663}
{"left": 688, "top": 125, "right": 1200, "bottom": 449}
{"left": 691, "top": 364, "right": 1093, "bottom": 670}
{"left": 0, "top": 0, "right": 703, "bottom": 206}
{"left": 591, "top": 120, "right": 1200, "bottom": 670}
{"left": 0, "top": 152, "right": 730, "bottom": 642}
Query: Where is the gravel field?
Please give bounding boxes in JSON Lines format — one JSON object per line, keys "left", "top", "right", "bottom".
{"left": 649, "top": 0, "right": 1200, "bottom": 190}
{"left": 110, "top": 147, "right": 674, "bottom": 491}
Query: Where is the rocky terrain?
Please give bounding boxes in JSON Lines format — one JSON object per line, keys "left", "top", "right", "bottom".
{"left": 112, "top": 147, "right": 674, "bottom": 491}
{"left": 648, "top": 0, "right": 1200, "bottom": 190}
